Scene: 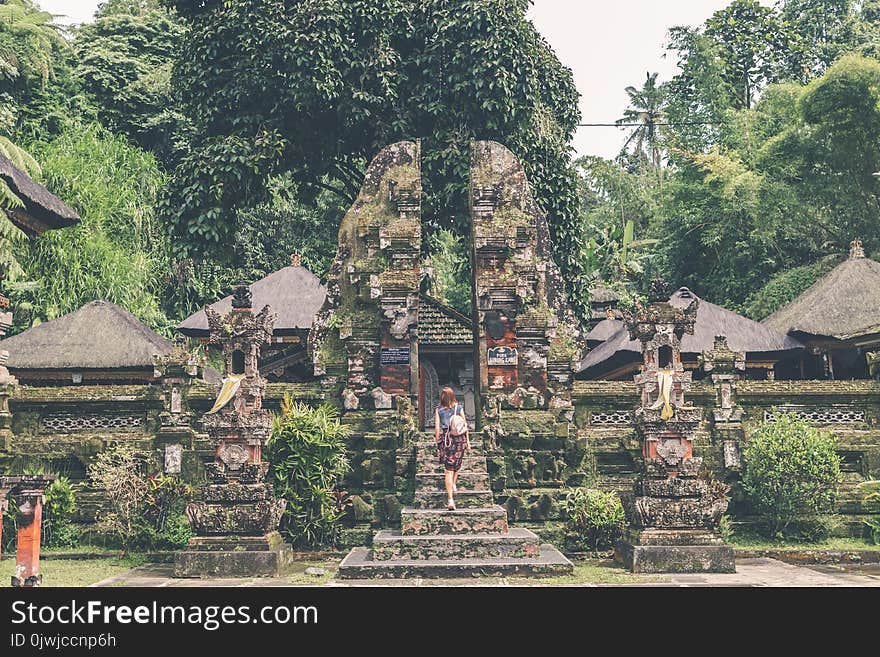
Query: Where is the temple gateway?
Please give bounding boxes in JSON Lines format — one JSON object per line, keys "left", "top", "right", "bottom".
{"left": 1, "top": 142, "right": 879, "bottom": 580}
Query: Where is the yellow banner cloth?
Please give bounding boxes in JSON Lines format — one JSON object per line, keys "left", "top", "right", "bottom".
{"left": 206, "top": 375, "right": 246, "bottom": 414}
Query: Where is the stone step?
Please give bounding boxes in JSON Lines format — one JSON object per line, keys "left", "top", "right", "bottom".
{"left": 414, "top": 472, "right": 491, "bottom": 492}
{"left": 416, "top": 457, "right": 488, "bottom": 475}
{"left": 371, "top": 528, "right": 541, "bottom": 560}
{"left": 415, "top": 445, "right": 488, "bottom": 458}
{"left": 400, "top": 505, "right": 509, "bottom": 535}
{"left": 336, "top": 544, "right": 573, "bottom": 579}
{"left": 412, "top": 490, "right": 494, "bottom": 509}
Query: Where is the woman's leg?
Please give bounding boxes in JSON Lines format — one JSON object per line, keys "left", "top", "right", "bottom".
{"left": 445, "top": 469, "right": 455, "bottom": 507}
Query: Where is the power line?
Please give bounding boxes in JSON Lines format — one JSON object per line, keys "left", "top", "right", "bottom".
{"left": 578, "top": 121, "right": 723, "bottom": 127}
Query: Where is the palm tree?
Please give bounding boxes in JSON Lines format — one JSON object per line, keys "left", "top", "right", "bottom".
{"left": 0, "top": 0, "right": 66, "bottom": 87}
{"left": 0, "top": 1, "right": 67, "bottom": 282}
{"left": 617, "top": 72, "right": 666, "bottom": 173}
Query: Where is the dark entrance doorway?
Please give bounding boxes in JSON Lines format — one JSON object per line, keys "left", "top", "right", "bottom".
{"left": 418, "top": 351, "right": 475, "bottom": 430}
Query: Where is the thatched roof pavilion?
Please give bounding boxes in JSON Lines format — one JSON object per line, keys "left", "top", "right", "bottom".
{"left": 578, "top": 287, "right": 803, "bottom": 380}
{"left": 763, "top": 239, "right": 880, "bottom": 344}
{"left": 762, "top": 239, "right": 880, "bottom": 378}
{"left": 179, "top": 256, "right": 327, "bottom": 340}
{"left": 1, "top": 301, "right": 174, "bottom": 385}
{"left": 0, "top": 154, "right": 80, "bottom": 236}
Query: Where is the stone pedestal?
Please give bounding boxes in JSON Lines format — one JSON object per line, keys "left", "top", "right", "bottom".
{"left": 615, "top": 283, "right": 734, "bottom": 574}
{"left": 175, "top": 531, "right": 293, "bottom": 578}
{"left": 616, "top": 529, "right": 734, "bottom": 574}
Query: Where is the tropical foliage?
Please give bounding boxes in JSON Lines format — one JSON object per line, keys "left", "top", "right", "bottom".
{"left": 562, "top": 487, "right": 626, "bottom": 552}
{"left": 0, "top": 0, "right": 879, "bottom": 339}
{"left": 266, "top": 396, "right": 352, "bottom": 549}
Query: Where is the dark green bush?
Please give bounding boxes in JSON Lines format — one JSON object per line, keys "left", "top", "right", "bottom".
{"left": 266, "top": 395, "right": 352, "bottom": 549}
{"left": 742, "top": 411, "right": 841, "bottom": 539}
{"left": 562, "top": 488, "right": 625, "bottom": 552}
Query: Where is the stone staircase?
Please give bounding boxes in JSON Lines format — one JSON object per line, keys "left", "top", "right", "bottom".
{"left": 337, "top": 432, "right": 573, "bottom": 578}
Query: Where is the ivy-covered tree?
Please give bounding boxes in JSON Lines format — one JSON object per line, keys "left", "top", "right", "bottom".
{"left": 159, "top": 0, "right": 588, "bottom": 317}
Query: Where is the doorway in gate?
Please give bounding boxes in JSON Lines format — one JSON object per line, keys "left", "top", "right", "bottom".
{"left": 418, "top": 351, "right": 475, "bottom": 430}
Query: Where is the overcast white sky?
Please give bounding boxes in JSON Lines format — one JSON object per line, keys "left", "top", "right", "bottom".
{"left": 40, "top": 0, "right": 750, "bottom": 159}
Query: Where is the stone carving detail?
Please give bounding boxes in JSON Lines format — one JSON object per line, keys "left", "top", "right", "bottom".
{"left": 218, "top": 443, "right": 249, "bottom": 471}
{"left": 763, "top": 408, "right": 866, "bottom": 424}
{"left": 164, "top": 444, "right": 182, "bottom": 474}
{"left": 589, "top": 411, "right": 632, "bottom": 426}
{"left": 40, "top": 413, "right": 144, "bottom": 433}
{"left": 655, "top": 438, "right": 689, "bottom": 468}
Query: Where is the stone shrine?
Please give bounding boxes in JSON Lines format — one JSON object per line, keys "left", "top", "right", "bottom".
{"left": 615, "top": 281, "right": 735, "bottom": 573}
{"left": 174, "top": 285, "right": 292, "bottom": 577}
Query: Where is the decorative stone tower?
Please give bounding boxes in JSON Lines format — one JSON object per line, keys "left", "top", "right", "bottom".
{"left": 701, "top": 335, "right": 746, "bottom": 471}
{"left": 470, "top": 141, "right": 583, "bottom": 417}
{"left": 615, "top": 280, "right": 734, "bottom": 573}
{"left": 175, "top": 285, "right": 291, "bottom": 578}
{"left": 309, "top": 141, "right": 422, "bottom": 412}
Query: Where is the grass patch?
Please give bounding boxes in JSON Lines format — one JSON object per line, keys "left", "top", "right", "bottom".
{"left": 0, "top": 555, "right": 145, "bottom": 587}
{"left": 508, "top": 558, "right": 669, "bottom": 586}
{"left": 729, "top": 535, "right": 880, "bottom": 551}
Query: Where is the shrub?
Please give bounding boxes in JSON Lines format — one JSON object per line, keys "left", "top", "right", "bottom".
{"left": 562, "top": 488, "right": 625, "bottom": 552}
{"left": 88, "top": 443, "right": 194, "bottom": 553}
{"left": 742, "top": 411, "right": 841, "bottom": 539}
{"left": 43, "top": 476, "right": 78, "bottom": 549}
{"left": 88, "top": 443, "right": 151, "bottom": 555}
{"left": 266, "top": 396, "right": 351, "bottom": 549}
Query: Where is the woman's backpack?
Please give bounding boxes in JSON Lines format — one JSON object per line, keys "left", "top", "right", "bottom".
{"left": 449, "top": 408, "right": 468, "bottom": 437}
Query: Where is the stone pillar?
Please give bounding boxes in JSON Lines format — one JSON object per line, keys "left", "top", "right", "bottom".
{"left": 174, "top": 287, "right": 291, "bottom": 578}
{"left": 701, "top": 336, "right": 746, "bottom": 471}
{"left": 0, "top": 484, "right": 9, "bottom": 561}
{"left": 615, "top": 281, "right": 734, "bottom": 574}
{"left": 470, "top": 141, "right": 583, "bottom": 418}
{"left": 153, "top": 339, "right": 203, "bottom": 474}
{"left": 3, "top": 475, "right": 55, "bottom": 587}
{"left": 0, "top": 290, "right": 16, "bottom": 453}
{"left": 309, "top": 141, "right": 422, "bottom": 413}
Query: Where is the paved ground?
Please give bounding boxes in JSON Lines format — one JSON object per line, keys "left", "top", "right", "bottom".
{"left": 93, "top": 558, "right": 880, "bottom": 587}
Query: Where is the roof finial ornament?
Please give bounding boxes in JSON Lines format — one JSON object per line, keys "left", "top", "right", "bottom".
{"left": 231, "top": 283, "right": 252, "bottom": 310}
{"left": 648, "top": 278, "right": 672, "bottom": 303}
{"left": 850, "top": 238, "right": 865, "bottom": 259}
{"left": 290, "top": 253, "right": 301, "bottom": 268}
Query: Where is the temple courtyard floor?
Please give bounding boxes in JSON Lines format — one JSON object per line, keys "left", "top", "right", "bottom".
{"left": 81, "top": 557, "right": 880, "bottom": 587}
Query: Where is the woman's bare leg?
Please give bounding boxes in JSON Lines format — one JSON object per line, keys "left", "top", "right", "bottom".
{"left": 445, "top": 469, "right": 455, "bottom": 508}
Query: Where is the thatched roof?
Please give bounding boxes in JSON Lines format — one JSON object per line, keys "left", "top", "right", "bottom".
{"left": 762, "top": 245, "right": 880, "bottom": 342}
{"left": 586, "top": 317, "right": 624, "bottom": 348}
{"left": 1, "top": 300, "right": 172, "bottom": 370}
{"left": 0, "top": 154, "right": 80, "bottom": 235}
{"left": 179, "top": 264, "right": 327, "bottom": 336}
{"left": 419, "top": 295, "right": 473, "bottom": 346}
{"left": 579, "top": 287, "right": 803, "bottom": 378}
